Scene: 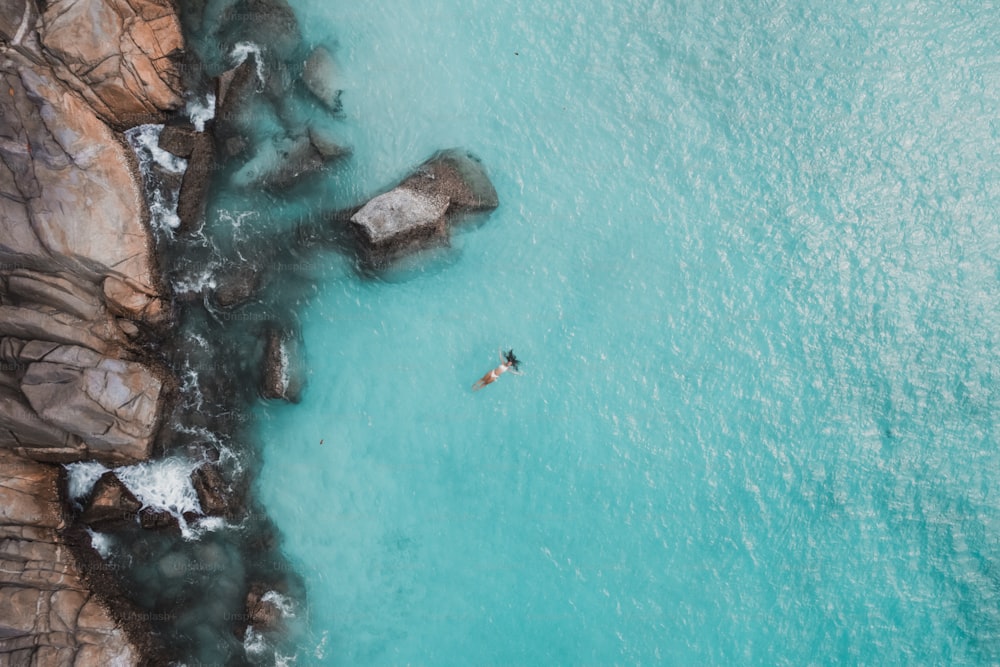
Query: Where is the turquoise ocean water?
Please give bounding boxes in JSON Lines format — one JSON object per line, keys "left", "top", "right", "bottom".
{"left": 248, "top": 1, "right": 1000, "bottom": 664}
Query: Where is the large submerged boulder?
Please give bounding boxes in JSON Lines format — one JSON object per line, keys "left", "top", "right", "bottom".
{"left": 302, "top": 45, "right": 341, "bottom": 111}
{"left": 350, "top": 149, "right": 499, "bottom": 267}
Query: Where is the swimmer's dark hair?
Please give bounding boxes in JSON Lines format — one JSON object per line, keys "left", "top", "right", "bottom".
{"left": 504, "top": 349, "right": 521, "bottom": 371}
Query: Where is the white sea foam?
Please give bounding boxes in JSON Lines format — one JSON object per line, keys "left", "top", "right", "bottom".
{"left": 115, "top": 457, "right": 201, "bottom": 515}
{"left": 114, "top": 457, "right": 208, "bottom": 539}
{"left": 124, "top": 124, "right": 187, "bottom": 233}
{"left": 277, "top": 341, "right": 290, "bottom": 398}
{"left": 186, "top": 93, "right": 216, "bottom": 132}
{"left": 172, "top": 265, "right": 218, "bottom": 295}
{"left": 126, "top": 124, "right": 187, "bottom": 174}
{"left": 86, "top": 528, "right": 113, "bottom": 558}
{"left": 231, "top": 41, "right": 265, "bottom": 89}
{"left": 243, "top": 626, "right": 268, "bottom": 656}
{"left": 313, "top": 631, "right": 328, "bottom": 660}
{"left": 262, "top": 590, "right": 296, "bottom": 618}
{"left": 64, "top": 461, "right": 108, "bottom": 503}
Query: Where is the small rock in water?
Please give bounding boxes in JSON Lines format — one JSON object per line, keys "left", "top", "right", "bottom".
{"left": 302, "top": 45, "right": 342, "bottom": 111}
{"left": 139, "top": 506, "right": 178, "bottom": 532}
{"left": 190, "top": 463, "right": 231, "bottom": 517}
{"left": 259, "top": 327, "right": 303, "bottom": 403}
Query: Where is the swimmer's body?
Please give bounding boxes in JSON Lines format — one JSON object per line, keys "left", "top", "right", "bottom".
{"left": 472, "top": 348, "right": 522, "bottom": 391}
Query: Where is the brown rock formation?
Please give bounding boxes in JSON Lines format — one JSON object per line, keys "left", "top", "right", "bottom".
{"left": 0, "top": 450, "right": 139, "bottom": 664}
{"left": 191, "top": 462, "right": 231, "bottom": 517}
{"left": 38, "top": 0, "right": 184, "bottom": 128}
{"left": 0, "top": 0, "right": 185, "bottom": 661}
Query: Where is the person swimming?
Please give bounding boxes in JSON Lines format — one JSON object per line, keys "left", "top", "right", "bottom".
{"left": 472, "top": 348, "right": 522, "bottom": 391}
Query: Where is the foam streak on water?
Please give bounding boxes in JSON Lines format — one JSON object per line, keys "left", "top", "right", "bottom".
{"left": 240, "top": 0, "right": 1000, "bottom": 664}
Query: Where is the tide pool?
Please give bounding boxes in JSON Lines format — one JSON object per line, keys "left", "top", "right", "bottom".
{"left": 251, "top": 0, "right": 1000, "bottom": 664}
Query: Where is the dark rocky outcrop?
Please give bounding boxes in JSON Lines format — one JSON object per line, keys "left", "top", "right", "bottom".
{"left": 221, "top": 0, "right": 301, "bottom": 60}
{"left": 259, "top": 327, "right": 304, "bottom": 403}
{"left": 176, "top": 132, "right": 216, "bottom": 234}
{"left": 260, "top": 329, "right": 292, "bottom": 402}
{"left": 191, "top": 463, "right": 231, "bottom": 517}
{"left": 139, "top": 506, "right": 178, "bottom": 531}
{"left": 236, "top": 583, "right": 289, "bottom": 640}
{"left": 350, "top": 149, "right": 500, "bottom": 267}
{"left": 157, "top": 125, "right": 198, "bottom": 158}
{"left": 79, "top": 471, "right": 141, "bottom": 530}
{"left": 214, "top": 58, "right": 259, "bottom": 157}
{"left": 212, "top": 263, "right": 263, "bottom": 309}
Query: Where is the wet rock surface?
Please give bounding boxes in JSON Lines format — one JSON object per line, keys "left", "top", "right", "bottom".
{"left": 350, "top": 149, "right": 500, "bottom": 267}
{"left": 80, "top": 471, "right": 141, "bottom": 530}
{"left": 260, "top": 328, "right": 303, "bottom": 402}
{"left": 191, "top": 463, "right": 232, "bottom": 517}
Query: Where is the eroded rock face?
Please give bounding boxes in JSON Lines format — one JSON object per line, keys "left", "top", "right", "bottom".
{"left": 0, "top": 450, "right": 138, "bottom": 664}
{"left": 0, "top": 60, "right": 158, "bottom": 290}
{"left": 19, "top": 346, "right": 162, "bottom": 465}
{"left": 39, "top": 0, "right": 184, "bottom": 128}
{"left": 350, "top": 149, "right": 499, "bottom": 266}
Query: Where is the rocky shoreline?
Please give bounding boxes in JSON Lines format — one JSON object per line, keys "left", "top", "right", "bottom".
{"left": 1, "top": 0, "right": 500, "bottom": 661}
{"left": 0, "top": 0, "right": 184, "bottom": 662}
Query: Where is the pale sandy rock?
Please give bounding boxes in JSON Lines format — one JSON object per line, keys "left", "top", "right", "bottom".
{"left": 351, "top": 188, "right": 450, "bottom": 247}
{"left": 349, "top": 149, "right": 499, "bottom": 267}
